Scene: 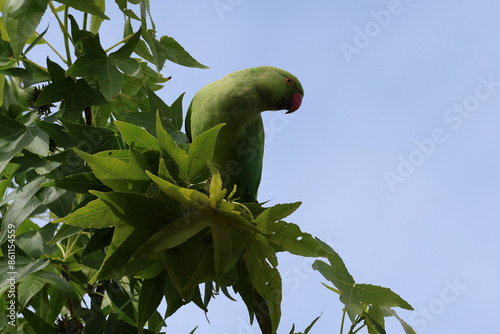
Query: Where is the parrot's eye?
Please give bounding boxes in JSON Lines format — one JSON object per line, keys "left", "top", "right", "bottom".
{"left": 285, "top": 77, "right": 293, "bottom": 85}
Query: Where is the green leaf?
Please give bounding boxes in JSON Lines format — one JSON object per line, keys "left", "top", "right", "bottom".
{"left": 47, "top": 224, "right": 83, "bottom": 245}
{"left": 114, "top": 109, "right": 157, "bottom": 135}
{"left": 149, "top": 89, "right": 184, "bottom": 135}
{"left": 21, "top": 271, "right": 79, "bottom": 302}
{"left": 185, "top": 247, "right": 215, "bottom": 290}
{"left": 24, "top": 124, "right": 49, "bottom": 156}
{"left": 131, "top": 209, "right": 211, "bottom": 259}
{"left": 183, "top": 123, "right": 224, "bottom": 184}
{"left": 114, "top": 121, "right": 160, "bottom": 151}
{"left": 21, "top": 308, "right": 58, "bottom": 334}
{"left": 0, "top": 246, "right": 50, "bottom": 289}
{"left": 138, "top": 273, "right": 166, "bottom": 330}
{"left": 9, "top": 150, "right": 47, "bottom": 175}
{"left": 0, "top": 177, "right": 12, "bottom": 199}
{"left": 380, "top": 307, "right": 416, "bottom": 334}
{"left": 207, "top": 161, "right": 226, "bottom": 208}
{"left": 103, "top": 313, "right": 156, "bottom": 334}
{"left": 255, "top": 202, "right": 301, "bottom": 227}
{"left": 34, "top": 119, "right": 76, "bottom": 150}
{"left": 162, "top": 237, "right": 208, "bottom": 303}
{"left": 156, "top": 113, "right": 224, "bottom": 184}
{"left": 89, "top": 190, "right": 179, "bottom": 228}
{"left": 90, "top": 0, "right": 106, "bottom": 33}
{"left": 47, "top": 286, "right": 66, "bottom": 324}
{"left": 366, "top": 306, "right": 386, "bottom": 334}
{"left": 66, "top": 31, "right": 141, "bottom": 101}
{"left": 52, "top": 198, "right": 121, "bottom": 228}
{"left": 0, "top": 176, "right": 46, "bottom": 244}
{"left": 17, "top": 275, "right": 46, "bottom": 308}
{"left": 153, "top": 33, "right": 208, "bottom": 69}
{"left": 59, "top": 118, "right": 122, "bottom": 152}
{"left": 75, "top": 147, "right": 151, "bottom": 193}
{"left": 147, "top": 171, "right": 211, "bottom": 209}
{"left": 81, "top": 227, "right": 113, "bottom": 258}
{"left": 156, "top": 35, "right": 208, "bottom": 68}
{"left": 66, "top": 34, "right": 122, "bottom": 101}
{"left": 0, "top": 117, "right": 34, "bottom": 174}
{"left": 211, "top": 214, "right": 232, "bottom": 282}
{"left": 56, "top": 0, "right": 109, "bottom": 20}
{"left": 164, "top": 271, "right": 186, "bottom": 317}
{"left": 313, "top": 241, "right": 413, "bottom": 322}
{"left": 0, "top": 113, "right": 27, "bottom": 146}
{"left": 147, "top": 310, "right": 165, "bottom": 334}
{"left": 234, "top": 258, "right": 256, "bottom": 321}
{"left": 35, "top": 58, "right": 108, "bottom": 122}
{"left": 109, "top": 30, "right": 142, "bottom": 76}
{"left": 303, "top": 313, "right": 322, "bottom": 334}
{"left": 2, "top": 0, "right": 50, "bottom": 58}
{"left": 312, "top": 239, "right": 355, "bottom": 290}
{"left": 23, "top": 24, "right": 48, "bottom": 56}
{"left": 41, "top": 172, "right": 111, "bottom": 193}
{"left": 112, "top": 89, "right": 179, "bottom": 137}
{"left": 102, "top": 280, "right": 136, "bottom": 323}
{"left": 245, "top": 235, "right": 282, "bottom": 334}
{"left": 260, "top": 219, "right": 332, "bottom": 258}
{"left": 16, "top": 223, "right": 58, "bottom": 258}
{"left": 91, "top": 221, "right": 167, "bottom": 281}
{"left": 68, "top": 14, "right": 93, "bottom": 45}
{"left": 37, "top": 187, "right": 76, "bottom": 217}
{"left": 312, "top": 259, "right": 360, "bottom": 320}
{"left": 353, "top": 284, "right": 413, "bottom": 310}
{"left": 0, "top": 38, "right": 15, "bottom": 68}
{"left": 0, "top": 63, "right": 50, "bottom": 86}
{"left": 158, "top": 158, "right": 176, "bottom": 184}
{"left": 217, "top": 201, "right": 260, "bottom": 233}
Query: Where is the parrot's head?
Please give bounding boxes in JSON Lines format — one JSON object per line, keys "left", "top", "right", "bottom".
{"left": 254, "top": 66, "right": 304, "bottom": 114}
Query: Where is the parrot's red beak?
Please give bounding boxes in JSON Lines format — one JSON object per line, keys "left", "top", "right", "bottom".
{"left": 286, "top": 93, "right": 303, "bottom": 114}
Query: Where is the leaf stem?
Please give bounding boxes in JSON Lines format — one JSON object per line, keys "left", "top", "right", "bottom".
{"left": 352, "top": 322, "right": 367, "bottom": 334}
{"left": 347, "top": 316, "right": 361, "bottom": 334}
{"left": 88, "top": 290, "right": 115, "bottom": 312}
{"left": 83, "top": 12, "right": 88, "bottom": 31}
{"left": 21, "top": 58, "right": 49, "bottom": 74}
{"left": 63, "top": 5, "right": 72, "bottom": 66}
{"left": 63, "top": 233, "right": 82, "bottom": 261}
{"left": 61, "top": 263, "right": 79, "bottom": 323}
{"left": 340, "top": 309, "right": 346, "bottom": 334}
{"left": 104, "top": 33, "right": 135, "bottom": 53}
{"left": 49, "top": 2, "right": 73, "bottom": 65}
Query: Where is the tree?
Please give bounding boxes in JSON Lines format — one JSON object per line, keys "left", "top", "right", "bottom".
{"left": 0, "top": 1, "right": 415, "bottom": 333}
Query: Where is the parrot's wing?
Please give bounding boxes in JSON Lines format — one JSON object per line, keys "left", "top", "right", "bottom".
{"left": 237, "top": 117, "right": 264, "bottom": 203}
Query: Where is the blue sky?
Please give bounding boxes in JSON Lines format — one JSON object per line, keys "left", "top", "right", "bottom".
{"left": 34, "top": 1, "right": 500, "bottom": 333}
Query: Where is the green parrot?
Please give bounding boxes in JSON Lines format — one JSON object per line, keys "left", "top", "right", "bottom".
{"left": 185, "top": 66, "right": 304, "bottom": 203}
{"left": 185, "top": 66, "right": 303, "bottom": 334}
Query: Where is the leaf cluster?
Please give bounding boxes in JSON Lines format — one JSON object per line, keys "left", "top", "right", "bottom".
{"left": 0, "top": 1, "right": 416, "bottom": 334}
{"left": 312, "top": 240, "right": 415, "bottom": 334}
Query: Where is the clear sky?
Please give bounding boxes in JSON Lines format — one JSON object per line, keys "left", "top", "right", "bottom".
{"left": 34, "top": 1, "right": 500, "bottom": 333}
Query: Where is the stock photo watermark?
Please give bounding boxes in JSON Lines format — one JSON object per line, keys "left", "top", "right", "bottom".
{"left": 213, "top": 0, "right": 243, "bottom": 21}
{"left": 5, "top": 224, "right": 17, "bottom": 327}
{"left": 403, "top": 277, "right": 466, "bottom": 333}
{"left": 385, "top": 74, "right": 500, "bottom": 191}
{"left": 339, "top": 0, "right": 406, "bottom": 64}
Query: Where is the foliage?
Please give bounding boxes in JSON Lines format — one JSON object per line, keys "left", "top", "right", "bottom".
{"left": 0, "top": 1, "right": 416, "bottom": 334}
